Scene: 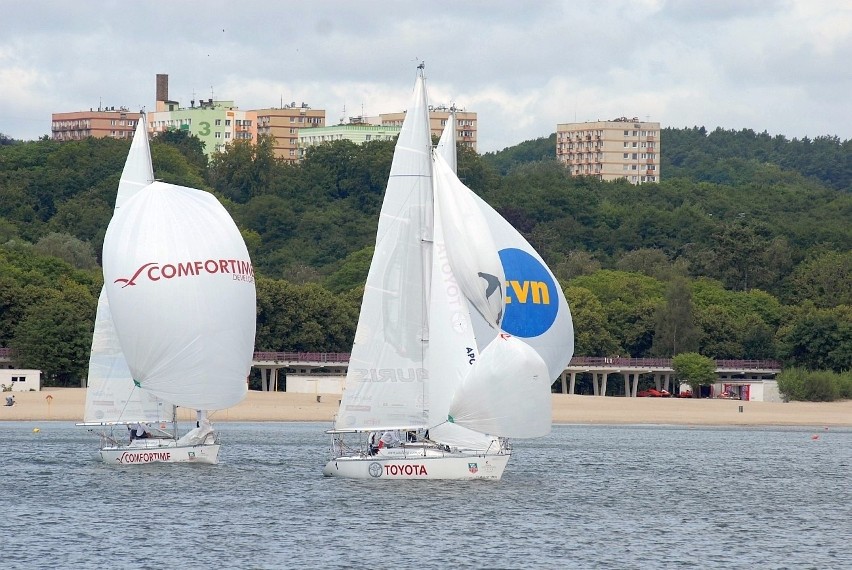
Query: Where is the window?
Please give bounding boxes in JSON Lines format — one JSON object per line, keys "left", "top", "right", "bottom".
{"left": 623, "top": 153, "right": 629, "bottom": 159}
{"left": 225, "top": 119, "right": 231, "bottom": 126}
{"left": 624, "top": 130, "right": 629, "bottom": 136}
{"left": 365, "top": 135, "right": 371, "bottom": 141}
{"left": 215, "top": 119, "right": 222, "bottom": 126}
{"left": 225, "top": 132, "right": 231, "bottom": 139}
{"left": 215, "top": 132, "right": 222, "bottom": 138}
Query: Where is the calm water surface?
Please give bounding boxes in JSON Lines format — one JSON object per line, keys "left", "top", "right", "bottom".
{"left": 1, "top": 421, "right": 849, "bottom": 569}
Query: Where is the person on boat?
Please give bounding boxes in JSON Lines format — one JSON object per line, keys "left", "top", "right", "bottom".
{"left": 377, "top": 430, "right": 401, "bottom": 450}
{"left": 367, "top": 432, "right": 379, "bottom": 456}
{"left": 130, "top": 422, "right": 152, "bottom": 440}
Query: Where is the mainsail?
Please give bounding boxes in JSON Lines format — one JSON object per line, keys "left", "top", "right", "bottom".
{"left": 83, "top": 115, "right": 162, "bottom": 424}
{"left": 334, "top": 74, "right": 434, "bottom": 431}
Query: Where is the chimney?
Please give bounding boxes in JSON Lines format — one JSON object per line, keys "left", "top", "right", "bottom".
{"left": 156, "top": 74, "right": 169, "bottom": 103}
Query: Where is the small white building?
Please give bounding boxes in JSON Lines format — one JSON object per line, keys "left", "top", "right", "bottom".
{"left": 681, "top": 378, "right": 781, "bottom": 402}
{"left": 0, "top": 369, "right": 42, "bottom": 392}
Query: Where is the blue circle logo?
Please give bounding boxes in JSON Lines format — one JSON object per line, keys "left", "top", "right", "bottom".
{"left": 499, "top": 248, "right": 558, "bottom": 338}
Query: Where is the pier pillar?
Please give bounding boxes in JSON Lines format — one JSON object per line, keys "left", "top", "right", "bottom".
{"left": 569, "top": 372, "right": 576, "bottom": 395}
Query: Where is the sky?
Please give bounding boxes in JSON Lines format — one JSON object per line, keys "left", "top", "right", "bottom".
{"left": 1, "top": 0, "right": 851, "bottom": 153}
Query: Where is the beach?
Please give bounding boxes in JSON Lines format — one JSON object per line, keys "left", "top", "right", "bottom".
{"left": 2, "top": 388, "right": 851, "bottom": 427}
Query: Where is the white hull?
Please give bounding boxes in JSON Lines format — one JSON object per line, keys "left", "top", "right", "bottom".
{"left": 99, "top": 439, "right": 220, "bottom": 465}
{"left": 323, "top": 445, "right": 510, "bottom": 480}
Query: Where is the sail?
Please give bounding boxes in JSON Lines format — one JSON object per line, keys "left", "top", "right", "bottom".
{"left": 116, "top": 114, "right": 154, "bottom": 209}
{"left": 426, "top": 163, "right": 497, "bottom": 450}
{"left": 334, "top": 73, "right": 433, "bottom": 431}
{"left": 448, "top": 333, "right": 552, "bottom": 438}
{"left": 435, "top": 112, "right": 457, "bottom": 173}
{"left": 83, "top": 288, "right": 169, "bottom": 424}
{"left": 102, "top": 181, "right": 256, "bottom": 411}
{"left": 468, "top": 195, "right": 574, "bottom": 383}
{"left": 432, "top": 153, "right": 505, "bottom": 328}
{"left": 83, "top": 115, "right": 160, "bottom": 424}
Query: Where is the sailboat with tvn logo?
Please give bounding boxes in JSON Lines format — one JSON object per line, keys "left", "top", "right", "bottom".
{"left": 322, "top": 66, "right": 573, "bottom": 480}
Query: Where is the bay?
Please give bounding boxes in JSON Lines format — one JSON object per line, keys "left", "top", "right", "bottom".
{"left": 1, "top": 421, "right": 849, "bottom": 569}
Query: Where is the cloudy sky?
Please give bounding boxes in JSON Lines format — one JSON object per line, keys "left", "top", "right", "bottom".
{"left": 1, "top": 0, "right": 850, "bottom": 152}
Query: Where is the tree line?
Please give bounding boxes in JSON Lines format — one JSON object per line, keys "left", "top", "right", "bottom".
{"left": 0, "top": 126, "right": 849, "bottom": 392}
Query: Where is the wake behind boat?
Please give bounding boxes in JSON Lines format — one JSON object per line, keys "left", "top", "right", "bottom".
{"left": 77, "top": 114, "right": 256, "bottom": 465}
{"left": 323, "top": 67, "right": 573, "bottom": 480}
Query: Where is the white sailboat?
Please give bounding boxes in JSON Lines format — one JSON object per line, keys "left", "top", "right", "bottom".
{"left": 78, "top": 115, "right": 256, "bottom": 465}
{"left": 323, "top": 68, "right": 573, "bottom": 480}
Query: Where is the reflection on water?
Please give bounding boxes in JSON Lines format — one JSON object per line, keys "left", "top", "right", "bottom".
{"left": 2, "top": 422, "right": 849, "bottom": 569}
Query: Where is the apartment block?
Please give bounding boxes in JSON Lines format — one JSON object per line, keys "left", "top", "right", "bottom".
{"left": 298, "top": 122, "right": 400, "bottom": 158}
{"left": 51, "top": 108, "right": 142, "bottom": 141}
{"left": 556, "top": 118, "right": 660, "bottom": 183}
{"left": 379, "top": 106, "right": 477, "bottom": 151}
{"left": 255, "top": 103, "right": 326, "bottom": 162}
{"left": 148, "top": 74, "right": 255, "bottom": 157}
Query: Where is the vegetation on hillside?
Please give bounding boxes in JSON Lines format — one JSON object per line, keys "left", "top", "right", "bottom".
{"left": 1, "top": 126, "right": 850, "bottom": 392}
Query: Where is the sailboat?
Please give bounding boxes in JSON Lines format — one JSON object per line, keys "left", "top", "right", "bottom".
{"left": 323, "top": 68, "right": 573, "bottom": 480}
{"left": 77, "top": 114, "right": 256, "bottom": 465}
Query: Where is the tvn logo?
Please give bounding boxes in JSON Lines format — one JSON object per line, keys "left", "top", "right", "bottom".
{"left": 499, "top": 248, "right": 559, "bottom": 338}
{"left": 505, "top": 280, "right": 551, "bottom": 305}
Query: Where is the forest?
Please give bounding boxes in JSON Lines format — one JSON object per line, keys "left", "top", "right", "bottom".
{"left": 0, "top": 126, "right": 850, "bottom": 388}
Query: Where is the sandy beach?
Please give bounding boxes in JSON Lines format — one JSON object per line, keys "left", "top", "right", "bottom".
{"left": 2, "top": 388, "right": 851, "bottom": 427}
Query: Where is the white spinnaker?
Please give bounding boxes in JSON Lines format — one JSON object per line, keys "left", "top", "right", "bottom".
{"left": 468, "top": 193, "right": 574, "bottom": 383}
{"left": 334, "top": 74, "right": 433, "bottom": 431}
{"left": 448, "top": 333, "right": 552, "bottom": 439}
{"left": 103, "top": 182, "right": 255, "bottom": 411}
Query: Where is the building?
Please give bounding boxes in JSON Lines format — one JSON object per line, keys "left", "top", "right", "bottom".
{"left": 298, "top": 121, "right": 401, "bottom": 157}
{"left": 148, "top": 74, "right": 256, "bottom": 158}
{"left": 556, "top": 118, "right": 660, "bottom": 184}
{"left": 51, "top": 108, "right": 142, "bottom": 141}
{"left": 0, "top": 369, "right": 41, "bottom": 392}
{"left": 255, "top": 103, "right": 326, "bottom": 162}
{"left": 379, "top": 106, "right": 478, "bottom": 151}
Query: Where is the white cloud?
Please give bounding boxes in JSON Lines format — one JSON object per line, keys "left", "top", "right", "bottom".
{"left": 0, "top": 0, "right": 850, "bottom": 150}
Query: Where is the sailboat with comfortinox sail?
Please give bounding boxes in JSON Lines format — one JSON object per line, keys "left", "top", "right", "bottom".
{"left": 322, "top": 67, "right": 573, "bottom": 480}
{"left": 78, "top": 114, "right": 256, "bottom": 465}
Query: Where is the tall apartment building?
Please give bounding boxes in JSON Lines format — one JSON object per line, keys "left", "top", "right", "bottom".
{"left": 148, "top": 74, "right": 255, "bottom": 157}
{"left": 379, "top": 106, "right": 477, "bottom": 151}
{"left": 51, "top": 108, "right": 142, "bottom": 141}
{"left": 556, "top": 118, "right": 660, "bottom": 184}
{"left": 255, "top": 103, "right": 326, "bottom": 162}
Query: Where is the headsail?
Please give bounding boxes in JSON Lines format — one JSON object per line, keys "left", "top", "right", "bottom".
{"left": 435, "top": 111, "right": 457, "bottom": 173}
{"left": 102, "top": 182, "right": 256, "bottom": 411}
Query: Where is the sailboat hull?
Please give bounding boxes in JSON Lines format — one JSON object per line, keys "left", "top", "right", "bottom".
{"left": 322, "top": 448, "right": 510, "bottom": 480}
{"left": 100, "top": 441, "right": 220, "bottom": 465}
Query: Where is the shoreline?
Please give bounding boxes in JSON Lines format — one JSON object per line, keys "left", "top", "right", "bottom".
{"left": 2, "top": 388, "right": 851, "bottom": 427}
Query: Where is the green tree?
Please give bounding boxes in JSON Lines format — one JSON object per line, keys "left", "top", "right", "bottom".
{"left": 33, "top": 232, "right": 98, "bottom": 270}
{"left": 672, "top": 352, "right": 716, "bottom": 395}
{"left": 11, "top": 280, "right": 96, "bottom": 386}
{"left": 651, "top": 277, "right": 699, "bottom": 356}
{"left": 563, "top": 286, "right": 621, "bottom": 356}
{"left": 776, "top": 304, "right": 852, "bottom": 372}
{"left": 788, "top": 251, "right": 852, "bottom": 308}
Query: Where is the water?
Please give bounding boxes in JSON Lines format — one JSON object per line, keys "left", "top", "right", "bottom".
{"left": 2, "top": 422, "right": 849, "bottom": 569}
